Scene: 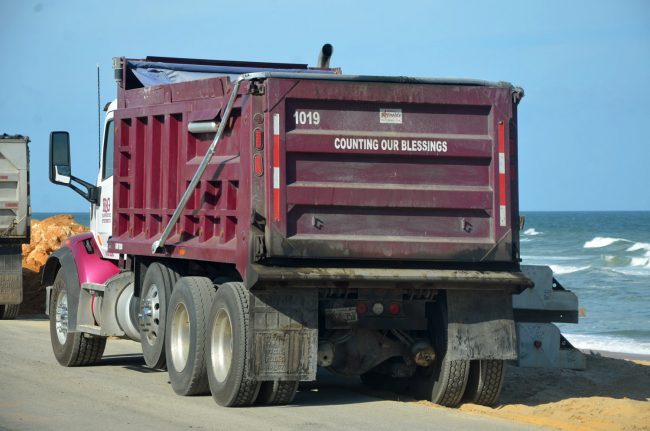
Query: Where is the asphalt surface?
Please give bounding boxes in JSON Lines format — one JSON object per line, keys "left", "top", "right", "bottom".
{"left": 0, "top": 317, "right": 547, "bottom": 431}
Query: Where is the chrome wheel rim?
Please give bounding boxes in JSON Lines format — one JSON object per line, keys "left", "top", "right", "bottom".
{"left": 170, "top": 302, "right": 190, "bottom": 372}
{"left": 142, "top": 284, "right": 161, "bottom": 346}
{"left": 211, "top": 308, "right": 233, "bottom": 382}
{"left": 55, "top": 288, "right": 68, "bottom": 344}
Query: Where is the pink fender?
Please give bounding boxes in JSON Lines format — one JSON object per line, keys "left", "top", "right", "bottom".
{"left": 64, "top": 232, "right": 120, "bottom": 286}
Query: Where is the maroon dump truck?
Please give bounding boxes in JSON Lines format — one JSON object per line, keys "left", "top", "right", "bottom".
{"left": 45, "top": 46, "right": 531, "bottom": 407}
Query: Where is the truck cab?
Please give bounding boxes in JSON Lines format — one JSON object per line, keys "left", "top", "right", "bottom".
{"left": 93, "top": 101, "right": 116, "bottom": 259}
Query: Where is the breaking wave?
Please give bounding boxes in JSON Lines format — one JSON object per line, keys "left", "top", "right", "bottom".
{"left": 549, "top": 265, "right": 591, "bottom": 275}
{"left": 523, "top": 228, "right": 541, "bottom": 236}
{"left": 583, "top": 237, "right": 630, "bottom": 248}
{"left": 563, "top": 333, "right": 650, "bottom": 356}
{"left": 626, "top": 242, "right": 650, "bottom": 254}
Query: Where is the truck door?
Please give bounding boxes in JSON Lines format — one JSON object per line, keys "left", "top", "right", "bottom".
{"left": 91, "top": 110, "right": 117, "bottom": 259}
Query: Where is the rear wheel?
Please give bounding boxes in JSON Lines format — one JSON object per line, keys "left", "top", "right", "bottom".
{"left": 411, "top": 297, "right": 469, "bottom": 407}
{"left": 49, "top": 271, "right": 106, "bottom": 366}
{"left": 0, "top": 303, "right": 19, "bottom": 320}
{"left": 139, "top": 262, "right": 180, "bottom": 369}
{"left": 463, "top": 360, "right": 506, "bottom": 406}
{"left": 256, "top": 381, "right": 299, "bottom": 405}
{"left": 166, "top": 277, "right": 217, "bottom": 396}
{"left": 206, "top": 282, "right": 260, "bottom": 407}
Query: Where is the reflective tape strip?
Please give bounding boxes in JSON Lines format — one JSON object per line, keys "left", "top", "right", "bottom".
{"left": 273, "top": 167, "right": 280, "bottom": 189}
{"left": 273, "top": 113, "right": 281, "bottom": 222}
{"left": 498, "top": 121, "right": 506, "bottom": 227}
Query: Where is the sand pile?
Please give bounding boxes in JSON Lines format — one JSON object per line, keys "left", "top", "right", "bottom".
{"left": 412, "top": 355, "right": 650, "bottom": 431}
{"left": 21, "top": 215, "right": 88, "bottom": 314}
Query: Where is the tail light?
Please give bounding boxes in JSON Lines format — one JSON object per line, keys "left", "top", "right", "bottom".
{"left": 254, "top": 128, "right": 264, "bottom": 150}
{"left": 253, "top": 154, "right": 264, "bottom": 176}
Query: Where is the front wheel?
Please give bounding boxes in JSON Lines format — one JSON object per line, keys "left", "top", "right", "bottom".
{"left": 206, "top": 282, "right": 260, "bottom": 407}
{"left": 49, "top": 271, "right": 106, "bottom": 366}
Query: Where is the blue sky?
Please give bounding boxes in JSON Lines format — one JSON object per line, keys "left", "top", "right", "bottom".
{"left": 1, "top": 0, "right": 648, "bottom": 211}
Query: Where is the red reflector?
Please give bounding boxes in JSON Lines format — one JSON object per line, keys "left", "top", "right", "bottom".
{"left": 5, "top": 202, "right": 18, "bottom": 208}
{"left": 0, "top": 176, "right": 8, "bottom": 180}
{"left": 253, "top": 154, "right": 264, "bottom": 176}
{"left": 356, "top": 302, "right": 368, "bottom": 315}
{"left": 388, "top": 303, "right": 400, "bottom": 315}
{"left": 254, "top": 129, "right": 263, "bottom": 150}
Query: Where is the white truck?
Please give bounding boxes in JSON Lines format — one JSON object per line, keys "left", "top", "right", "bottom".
{"left": 0, "top": 134, "right": 30, "bottom": 319}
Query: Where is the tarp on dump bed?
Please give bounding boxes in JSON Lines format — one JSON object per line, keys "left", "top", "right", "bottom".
{"left": 127, "top": 60, "right": 337, "bottom": 86}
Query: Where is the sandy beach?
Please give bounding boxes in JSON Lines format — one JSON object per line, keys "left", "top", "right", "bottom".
{"left": 18, "top": 216, "right": 650, "bottom": 430}
{"left": 454, "top": 353, "right": 650, "bottom": 431}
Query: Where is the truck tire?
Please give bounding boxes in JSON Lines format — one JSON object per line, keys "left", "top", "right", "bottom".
{"left": 49, "top": 271, "right": 106, "bottom": 366}
{"left": 256, "top": 381, "right": 299, "bottom": 405}
{"left": 139, "top": 262, "right": 180, "bottom": 369}
{"left": 166, "top": 277, "right": 217, "bottom": 396}
{"left": 0, "top": 303, "right": 20, "bottom": 319}
{"left": 412, "top": 297, "right": 469, "bottom": 407}
{"left": 206, "top": 282, "right": 260, "bottom": 407}
{"left": 463, "top": 360, "right": 506, "bottom": 406}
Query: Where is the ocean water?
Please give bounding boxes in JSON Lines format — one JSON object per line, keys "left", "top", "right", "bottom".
{"left": 521, "top": 212, "right": 650, "bottom": 355}
{"left": 33, "top": 211, "right": 650, "bottom": 355}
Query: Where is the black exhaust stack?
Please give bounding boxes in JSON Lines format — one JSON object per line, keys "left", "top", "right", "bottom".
{"left": 317, "top": 44, "right": 333, "bottom": 68}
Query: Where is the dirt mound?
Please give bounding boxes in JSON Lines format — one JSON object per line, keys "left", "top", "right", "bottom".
{"left": 21, "top": 215, "right": 89, "bottom": 314}
{"left": 456, "top": 355, "right": 650, "bottom": 431}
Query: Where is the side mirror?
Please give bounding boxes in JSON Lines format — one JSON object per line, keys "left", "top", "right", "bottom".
{"left": 48, "top": 131, "right": 99, "bottom": 205}
{"left": 49, "top": 131, "right": 71, "bottom": 185}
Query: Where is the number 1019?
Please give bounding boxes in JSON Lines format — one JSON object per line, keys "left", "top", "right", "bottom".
{"left": 293, "top": 110, "right": 320, "bottom": 126}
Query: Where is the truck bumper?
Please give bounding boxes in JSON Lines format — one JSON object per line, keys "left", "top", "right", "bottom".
{"left": 249, "top": 264, "right": 533, "bottom": 292}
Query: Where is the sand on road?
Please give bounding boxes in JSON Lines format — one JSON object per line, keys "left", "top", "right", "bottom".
{"left": 0, "top": 318, "right": 542, "bottom": 431}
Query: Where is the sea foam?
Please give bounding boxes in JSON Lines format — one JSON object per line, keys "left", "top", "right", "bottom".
{"left": 583, "top": 237, "right": 629, "bottom": 248}
{"left": 626, "top": 242, "right": 650, "bottom": 253}
{"left": 523, "top": 228, "right": 541, "bottom": 236}
{"left": 563, "top": 333, "right": 650, "bottom": 356}
{"left": 629, "top": 257, "right": 650, "bottom": 268}
{"left": 549, "top": 265, "right": 591, "bottom": 275}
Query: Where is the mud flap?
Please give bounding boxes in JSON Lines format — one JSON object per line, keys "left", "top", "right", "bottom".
{"left": 0, "top": 246, "right": 22, "bottom": 304}
{"left": 445, "top": 290, "right": 517, "bottom": 361}
{"left": 247, "top": 289, "right": 318, "bottom": 381}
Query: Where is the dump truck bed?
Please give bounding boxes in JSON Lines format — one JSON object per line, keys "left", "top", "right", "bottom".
{"left": 108, "top": 62, "right": 522, "bottom": 280}
{"left": 264, "top": 77, "right": 520, "bottom": 263}
{"left": 0, "top": 135, "right": 30, "bottom": 242}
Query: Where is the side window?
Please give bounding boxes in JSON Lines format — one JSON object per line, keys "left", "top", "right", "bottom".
{"left": 102, "top": 120, "right": 114, "bottom": 180}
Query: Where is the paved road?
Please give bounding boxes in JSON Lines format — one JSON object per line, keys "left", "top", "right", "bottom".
{"left": 0, "top": 318, "right": 546, "bottom": 431}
